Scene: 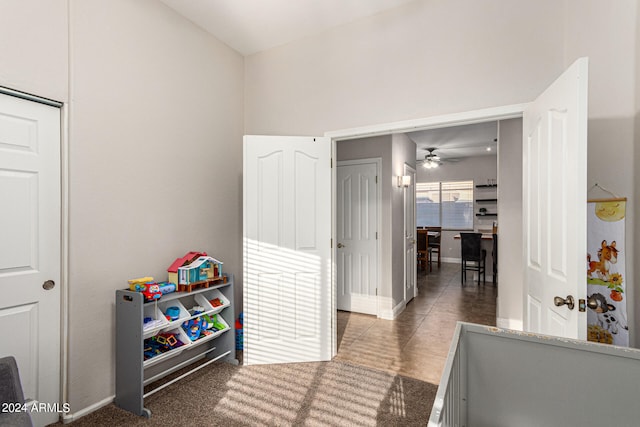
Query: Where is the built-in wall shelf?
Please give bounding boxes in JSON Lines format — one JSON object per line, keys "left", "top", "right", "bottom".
{"left": 476, "top": 198, "right": 497, "bottom": 203}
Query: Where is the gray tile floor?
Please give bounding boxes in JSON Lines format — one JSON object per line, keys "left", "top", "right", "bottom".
{"left": 334, "top": 262, "right": 497, "bottom": 384}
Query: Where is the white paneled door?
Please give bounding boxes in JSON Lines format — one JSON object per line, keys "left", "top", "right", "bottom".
{"left": 0, "top": 92, "right": 61, "bottom": 426}
{"left": 523, "top": 57, "right": 588, "bottom": 339}
{"left": 336, "top": 161, "right": 379, "bottom": 315}
{"left": 243, "top": 135, "right": 332, "bottom": 365}
{"left": 404, "top": 165, "right": 416, "bottom": 303}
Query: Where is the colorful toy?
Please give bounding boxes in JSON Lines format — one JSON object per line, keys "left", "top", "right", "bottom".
{"left": 177, "top": 256, "right": 223, "bottom": 286}
{"left": 182, "top": 317, "right": 204, "bottom": 341}
{"left": 127, "top": 277, "right": 163, "bottom": 301}
{"left": 165, "top": 306, "right": 181, "bottom": 321}
{"left": 210, "top": 298, "right": 223, "bottom": 307}
{"left": 157, "top": 281, "right": 176, "bottom": 295}
{"left": 141, "top": 283, "right": 162, "bottom": 301}
{"left": 167, "top": 252, "right": 208, "bottom": 284}
{"left": 190, "top": 305, "right": 204, "bottom": 315}
{"left": 128, "top": 276, "right": 154, "bottom": 291}
{"left": 143, "top": 332, "right": 184, "bottom": 360}
{"left": 201, "top": 314, "right": 214, "bottom": 330}
{"left": 210, "top": 314, "right": 226, "bottom": 331}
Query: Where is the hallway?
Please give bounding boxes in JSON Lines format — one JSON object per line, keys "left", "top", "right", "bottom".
{"left": 335, "top": 263, "right": 498, "bottom": 384}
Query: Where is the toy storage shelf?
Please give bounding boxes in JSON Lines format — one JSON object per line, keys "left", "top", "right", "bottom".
{"left": 115, "top": 274, "right": 237, "bottom": 418}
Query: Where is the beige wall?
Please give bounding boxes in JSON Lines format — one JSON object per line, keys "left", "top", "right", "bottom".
{"left": 636, "top": 0, "right": 640, "bottom": 350}
{"left": 245, "top": 0, "right": 565, "bottom": 136}
{"left": 496, "top": 118, "right": 523, "bottom": 328}
{"left": 0, "top": 0, "right": 69, "bottom": 101}
{"left": 1, "top": 0, "right": 244, "bottom": 416}
{"left": 68, "top": 0, "right": 243, "bottom": 412}
{"left": 564, "top": 0, "right": 638, "bottom": 346}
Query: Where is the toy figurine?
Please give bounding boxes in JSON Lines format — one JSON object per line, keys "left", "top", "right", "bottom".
{"left": 182, "top": 317, "right": 204, "bottom": 341}
{"left": 141, "top": 283, "right": 162, "bottom": 301}
{"left": 157, "top": 282, "right": 176, "bottom": 295}
{"left": 165, "top": 306, "right": 181, "bottom": 321}
{"left": 128, "top": 276, "right": 154, "bottom": 291}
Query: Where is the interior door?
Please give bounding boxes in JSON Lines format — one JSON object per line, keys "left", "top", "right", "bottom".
{"left": 404, "top": 164, "right": 416, "bottom": 302}
{"left": 0, "top": 91, "right": 61, "bottom": 426}
{"left": 336, "top": 161, "right": 378, "bottom": 315}
{"left": 523, "top": 57, "right": 588, "bottom": 339}
{"left": 243, "top": 135, "right": 332, "bottom": 365}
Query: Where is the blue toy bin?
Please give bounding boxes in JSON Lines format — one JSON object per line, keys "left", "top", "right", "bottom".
{"left": 235, "top": 312, "right": 244, "bottom": 350}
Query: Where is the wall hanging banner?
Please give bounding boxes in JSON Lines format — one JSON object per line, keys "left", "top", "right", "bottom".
{"left": 586, "top": 199, "right": 628, "bottom": 346}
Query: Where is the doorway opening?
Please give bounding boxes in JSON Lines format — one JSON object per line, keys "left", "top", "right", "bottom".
{"left": 328, "top": 104, "right": 527, "bottom": 353}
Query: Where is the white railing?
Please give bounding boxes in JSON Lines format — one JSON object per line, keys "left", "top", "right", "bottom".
{"left": 428, "top": 322, "right": 640, "bottom": 427}
{"left": 428, "top": 323, "right": 465, "bottom": 427}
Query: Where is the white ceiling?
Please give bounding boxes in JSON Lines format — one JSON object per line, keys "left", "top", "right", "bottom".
{"left": 158, "top": 0, "right": 417, "bottom": 56}
{"left": 407, "top": 122, "right": 498, "bottom": 162}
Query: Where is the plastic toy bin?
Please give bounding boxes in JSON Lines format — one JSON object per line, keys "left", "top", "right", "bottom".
{"left": 429, "top": 322, "right": 640, "bottom": 427}
{"left": 202, "top": 289, "right": 230, "bottom": 314}
{"left": 142, "top": 304, "right": 169, "bottom": 339}
{"left": 143, "top": 327, "right": 191, "bottom": 368}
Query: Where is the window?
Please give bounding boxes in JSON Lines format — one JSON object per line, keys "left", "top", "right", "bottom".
{"left": 416, "top": 180, "right": 474, "bottom": 230}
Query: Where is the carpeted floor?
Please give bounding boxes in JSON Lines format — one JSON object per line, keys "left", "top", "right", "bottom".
{"left": 59, "top": 359, "right": 436, "bottom": 426}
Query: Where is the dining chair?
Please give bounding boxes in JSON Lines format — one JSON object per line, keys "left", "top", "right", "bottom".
{"left": 426, "top": 226, "right": 442, "bottom": 269}
{"left": 460, "top": 232, "right": 486, "bottom": 286}
{"left": 416, "top": 229, "right": 430, "bottom": 272}
{"left": 492, "top": 233, "right": 498, "bottom": 286}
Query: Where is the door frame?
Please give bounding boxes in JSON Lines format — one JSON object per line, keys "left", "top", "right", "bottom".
{"left": 403, "top": 164, "right": 417, "bottom": 303}
{"left": 336, "top": 158, "right": 382, "bottom": 317}
{"left": 0, "top": 86, "right": 69, "bottom": 418}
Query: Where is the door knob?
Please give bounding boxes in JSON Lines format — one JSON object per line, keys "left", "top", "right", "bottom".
{"left": 337, "top": 243, "right": 345, "bottom": 248}
{"left": 42, "top": 280, "right": 55, "bottom": 290}
{"left": 554, "top": 295, "right": 575, "bottom": 310}
{"left": 586, "top": 294, "right": 609, "bottom": 312}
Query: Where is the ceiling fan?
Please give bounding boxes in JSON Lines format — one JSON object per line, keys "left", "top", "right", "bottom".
{"left": 421, "top": 147, "right": 441, "bottom": 169}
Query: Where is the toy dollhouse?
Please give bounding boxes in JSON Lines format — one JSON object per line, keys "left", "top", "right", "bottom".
{"left": 167, "top": 252, "right": 225, "bottom": 292}
{"left": 177, "top": 256, "right": 223, "bottom": 285}
{"left": 167, "top": 252, "right": 207, "bottom": 285}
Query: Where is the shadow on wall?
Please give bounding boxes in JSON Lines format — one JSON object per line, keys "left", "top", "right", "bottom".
{"left": 587, "top": 116, "right": 637, "bottom": 348}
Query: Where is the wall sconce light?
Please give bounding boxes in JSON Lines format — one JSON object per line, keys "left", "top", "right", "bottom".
{"left": 397, "top": 175, "right": 411, "bottom": 188}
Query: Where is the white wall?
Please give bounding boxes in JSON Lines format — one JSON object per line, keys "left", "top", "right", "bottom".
{"left": 416, "top": 154, "right": 497, "bottom": 269}
{"left": 245, "top": 0, "right": 565, "bottom": 135}
{"left": 0, "top": 0, "right": 68, "bottom": 101}
{"left": 496, "top": 118, "right": 523, "bottom": 329}
{"left": 1, "top": 0, "right": 244, "bottom": 416}
{"left": 67, "top": 0, "right": 244, "bottom": 412}
{"left": 564, "top": 0, "right": 638, "bottom": 346}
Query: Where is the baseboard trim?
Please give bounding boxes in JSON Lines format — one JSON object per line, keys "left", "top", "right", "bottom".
{"left": 62, "top": 395, "right": 114, "bottom": 424}
{"left": 378, "top": 297, "right": 405, "bottom": 320}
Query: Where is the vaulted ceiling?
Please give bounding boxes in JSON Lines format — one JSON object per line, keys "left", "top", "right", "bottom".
{"left": 159, "top": 0, "right": 499, "bottom": 159}
{"left": 159, "top": 0, "right": 417, "bottom": 56}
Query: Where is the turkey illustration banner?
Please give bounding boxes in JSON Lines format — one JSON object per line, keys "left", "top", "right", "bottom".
{"left": 586, "top": 199, "right": 628, "bottom": 346}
